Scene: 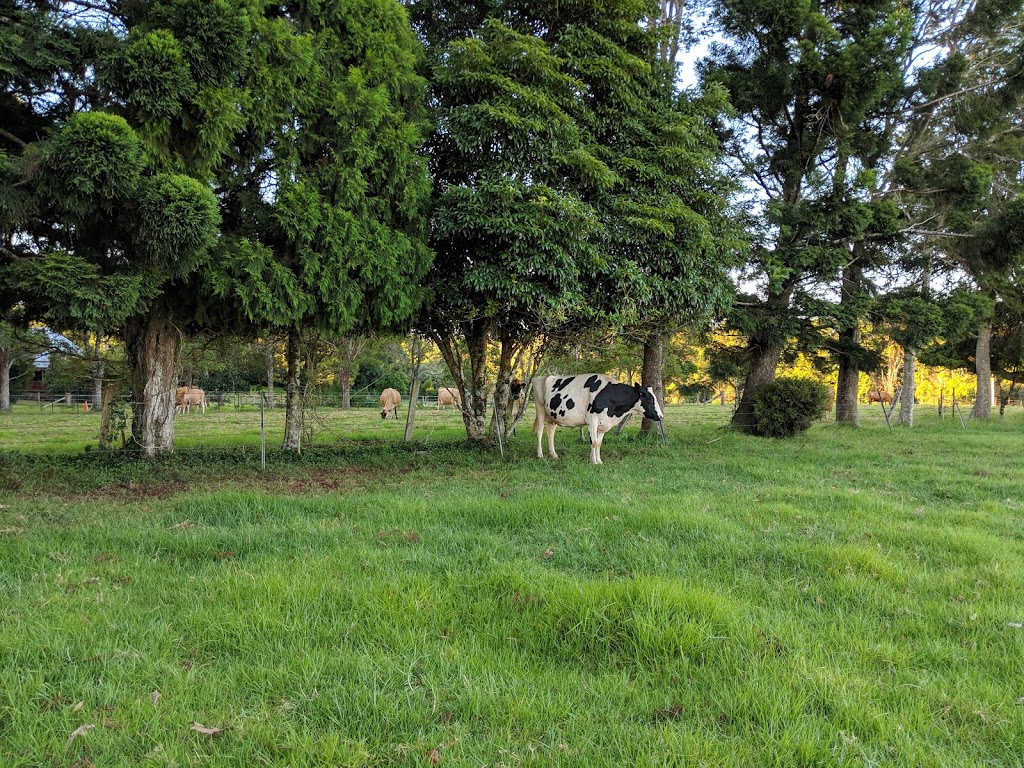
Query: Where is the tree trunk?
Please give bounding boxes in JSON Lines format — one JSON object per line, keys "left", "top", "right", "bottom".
{"left": 730, "top": 281, "right": 795, "bottom": 432}
{"left": 433, "top": 320, "right": 491, "bottom": 441}
{"left": 462, "top": 324, "right": 490, "bottom": 440}
{"left": 489, "top": 331, "right": 519, "bottom": 439}
{"left": 124, "top": 303, "right": 181, "bottom": 456}
{"left": 970, "top": 322, "right": 992, "bottom": 419}
{"left": 283, "top": 329, "right": 303, "bottom": 452}
{"left": 90, "top": 336, "right": 104, "bottom": 410}
{"left": 896, "top": 346, "right": 916, "bottom": 427}
{"left": 834, "top": 261, "right": 863, "bottom": 426}
{"left": 265, "top": 338, "right": 275, "bottom": 409}
{"left": 335, "top": 336, "right": 364, "bottom": 410}
{"left": 640, "top": 332, "right": 667, "bottom": 435}
{"left": 341, "top": 376, "right": 352, "bottom": 409}
{"left": 0, "top": 345, "right": 11, "bottom": 412}
{"left": 731, "top": 340, "right": 785, "bottom": 432}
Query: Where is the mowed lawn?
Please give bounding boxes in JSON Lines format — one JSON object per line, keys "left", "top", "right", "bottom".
{"left": 1, "top": 404, "right": 1023, "bottom": 766}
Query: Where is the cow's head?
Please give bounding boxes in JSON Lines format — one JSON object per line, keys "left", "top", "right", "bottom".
{"left": 380, "top": 409, "right": 388, "bottom": 420}
{"left": 634, "top": 384, "right": 664, "bottom": 421}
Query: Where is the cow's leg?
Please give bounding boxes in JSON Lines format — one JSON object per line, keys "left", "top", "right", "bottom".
{"left": 588, "top": 421, "right": 603, "bottom": 464}
{"left": 547, "top": 422, "right": 559, "bottom": 458}
{"left": 591, "top": 429, "right": 606, "bottom": 464}
{"left": 536, "top": 418, "right": 545, "bottom": 457}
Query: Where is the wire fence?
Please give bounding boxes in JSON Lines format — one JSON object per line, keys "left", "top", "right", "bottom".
{"left": 2, "top": 386, "right": 1015, "bottom": 459}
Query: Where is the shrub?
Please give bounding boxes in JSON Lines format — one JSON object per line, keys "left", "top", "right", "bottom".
{"left": 753, "top": 377, "right": 831, "bottom": 438}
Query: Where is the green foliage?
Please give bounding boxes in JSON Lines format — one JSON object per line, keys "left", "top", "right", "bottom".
{"left": 39, "top": 112, "right": 145, "bottom": 220}
{"left": 752, "top": 376, "right": 831, "bottom": 437}
{"left": 215, "top": 0, "right": 432, "bottom": 338}
{"left": 102, "top": 30, "right": 195, "bottom": 121}
{"left": 132, "top": 173, "right": 220, "bottom": 276}
{"left": 41, "top": 352, "right": 92, "bottom": 394}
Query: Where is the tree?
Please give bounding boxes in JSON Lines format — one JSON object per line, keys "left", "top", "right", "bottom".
{"left": 418, "top": 18, "right": 604, "bottom": 440}
{"left": 884, "top": 1, "right": 1024, "bottom": 420}
{"left": 212, "top": 0, "right": 432, "bottom": 451}
{"left": 1, "top": 0, "right": 249, "bottom": 454}
{"left": 700, "top": 0, "right": 915, "bottom": 432}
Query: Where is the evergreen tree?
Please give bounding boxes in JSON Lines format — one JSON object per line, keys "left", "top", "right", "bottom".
{"left": 1, "top": 0, "right": 250, "bottom": 454}
{"left": 700, "top": 0, "right": 914, "bottom": 431}
{"left": 212, "top": 0, "right": 432, "bottom": 451}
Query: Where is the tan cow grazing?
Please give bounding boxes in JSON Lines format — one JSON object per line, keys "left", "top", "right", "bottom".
{"left": 866, "top": 389, "right": 892, "bottom": 405}
{"left": 379, "top": 388, "right": 401, "bottom": 419}
{"left": 174, "top": 386, "right": 189, "bottom": 414}
{"left": 181, "top": 388, "right": 207, "bottom": 414}
{"left": 437, "top": 386, "right": 462, "bottom": 410}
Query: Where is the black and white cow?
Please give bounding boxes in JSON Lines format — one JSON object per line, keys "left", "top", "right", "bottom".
{"left": 533, "top": 374, "right": 664, "bottom": 464}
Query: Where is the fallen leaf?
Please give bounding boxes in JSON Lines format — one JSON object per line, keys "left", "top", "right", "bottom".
{"left": 102, "top": 719, "right": 126, "bottom": 729}
{"left": 426, "top": 748, "right": 441, "bottom": 765}
{"left": 170, "top": 519, "right": 193, "bottom": 529}
{"left": 71, "top": 700, "right": 84, "bottom": 714}
{"left": 191, "top": 722, "right": 226, "bottom": 736}
{"left": 1008, "top": 623, "right": 1022, "bottom": 629}
{"left": 212, "top": 551, "right": 237, "bottom": 559}
{"left": 970, "top": 613, "right": 978, "bottom": 621}
{"left": 151, "top": 690, "right": 161, "bottom": 705}
{"left": 542, "top": 549, "right": 554, "bottom": 559}
{"left": 64, "top": 723, "right": 95, "bottom": 751}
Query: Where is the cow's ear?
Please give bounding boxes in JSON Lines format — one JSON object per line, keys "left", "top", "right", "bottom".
{"left": 634, "top": 383, "right": 642, "bottom": 391}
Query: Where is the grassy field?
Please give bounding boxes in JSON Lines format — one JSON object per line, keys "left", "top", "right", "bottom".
{"left": 1, "top": 404, "right": 1023, "bottom": 766}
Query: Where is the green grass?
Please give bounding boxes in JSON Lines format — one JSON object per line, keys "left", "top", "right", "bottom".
{"left": 1, "top": 405, "right": 1023, "bottom": 766}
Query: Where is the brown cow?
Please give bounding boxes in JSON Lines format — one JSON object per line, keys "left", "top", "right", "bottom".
{"left": 379, "top": 388, "right": 401, "bottom": 419}
{"left": 174, "top": 386, "right": 189, "bottom": 414}
{"left": 177, "top": 387, "right": 207, "bottom": 414}
{"left": 866, "top": 389, "right": 892, "bottom": 405}
{"left": 437, "top": 386, "right": 462, "bottom": 410}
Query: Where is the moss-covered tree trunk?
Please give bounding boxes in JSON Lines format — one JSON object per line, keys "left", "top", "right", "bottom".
{"left": 970, "top": 322, "right": 993, "bottom": 419}
{"left": 125, "top": 303, "right": 180, "bottom": 456}
{"left": 640, "top": 332, "right": 666, "bottom": 435}
{"left": 283, "top": 329, "right": 303, "bottom": 452}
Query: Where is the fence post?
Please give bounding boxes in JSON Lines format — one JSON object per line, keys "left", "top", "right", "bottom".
{"left": 260, "top": 392, "right": 267, "bottom": 470}
{"left": 404, "top": 377, "right": 420, "bottom": 443}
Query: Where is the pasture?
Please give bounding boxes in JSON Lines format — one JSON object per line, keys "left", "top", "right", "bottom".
{"left": 1, "top": 404, "right": 1023, "bottom": 766}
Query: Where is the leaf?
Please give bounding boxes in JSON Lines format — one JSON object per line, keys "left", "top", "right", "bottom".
{"left": 71, "top": 701, "right": 84, "bottom": 714}
{"left": 64, "top": 723, "right": 95, "bottom": 751}
{"left": 151, "top": 690, "right": 161, "bottom": 705}
{"left": 426, "top": 748, "right": 441, "bottom": 765}
{"left": 542, "top": 548, "right": 554, "bottom": 559}
{"left": 191, "top": 722, "right": 226, "bottom": 736}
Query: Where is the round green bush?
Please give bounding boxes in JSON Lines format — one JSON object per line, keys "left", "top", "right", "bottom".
{"left": 753, "top": 377, "right": 831, "bottom": 438}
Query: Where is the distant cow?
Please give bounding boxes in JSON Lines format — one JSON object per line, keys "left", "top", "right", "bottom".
{"left": 533, "top": 374, "right": 664, "bottom": 464}
{"left": 437, "top": 386, "right": 462, "bottom": 410}
{"left": 866, "top": 389, "right": 892, "bottom": 405}
{"left": 379, "top": 388, "right": 401, "bottom": 420}
{"left": 177, "top": 387, "right": 207, "bottom": 414}
{"left": 175, "top": 386, "right": 189, "bottom": 414}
